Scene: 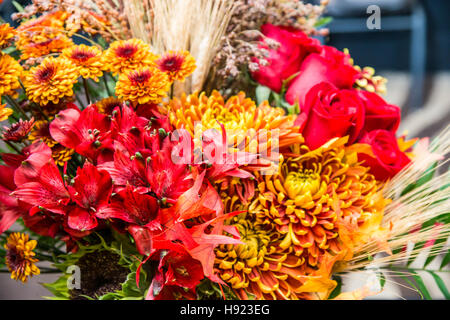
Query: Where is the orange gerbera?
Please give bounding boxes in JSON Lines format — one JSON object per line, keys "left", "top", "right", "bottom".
{"left": 156, "top": 50, "right": 196, "bottom": 82}
{"left": 4, "top": 232, "right": 40, "bottom": 283}
{"left": 0, "top": 23, "right": 15, "bottom": 48}
{"left": 23, "top": 56, "right": 78, "bottom": 105}
{"left": 115, "top": 67, "right": 170, "bottom": 105}
{"left": 0, "top": 54, "right": 23, "bottom": 98}
{"left": 62, "top": 44, "right": 104, "bottom": 81}
{"left": 104, "top": 39, "right": 158, "bottom": 75}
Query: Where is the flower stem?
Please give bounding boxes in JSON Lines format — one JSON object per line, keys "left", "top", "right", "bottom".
{"left": 4, "top": 140, "right": 22, "bottom": 154}
{"left": 83, "top": 78, "right": 91, "bottom": 105}
{"left": 5, "top": 95, "right": 29, "bottom": 120}
{"left": 103, "top": 74, "right": 113, "bottom": 97}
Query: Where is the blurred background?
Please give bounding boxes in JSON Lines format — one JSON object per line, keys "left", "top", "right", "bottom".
{"left": 0, "top": 0, "right": 449, "bottom": 299}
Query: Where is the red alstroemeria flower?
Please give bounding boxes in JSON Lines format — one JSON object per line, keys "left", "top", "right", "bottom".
{"left": 13, "top": 160, "right": 70, "bottom": 215}
{"left": 146, "top": 250, "right": 204, "bottom": 300}
{"left": 14, "top": 141, "right": 53, "bottom": 185}
{"left": 0, "top": 165, "right": 29, "bottom": 233}
{"left": 66, "top": 161, "right": 113, "bottom": 231}
{"left": 100, "top": 132, "right": 193, "bottom": 203}
{"left": 50, "top": 105, "right": 112, "bottom": 161}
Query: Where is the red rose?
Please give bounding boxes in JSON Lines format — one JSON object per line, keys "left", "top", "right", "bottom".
{"left": 358, "top": 130, "right": 411, "bottom": 180}
{"left": 285, "top": 45, "right": 361, "bottom": 107}
{"left": 251, "top": 23, "right": 321, "bottom": 92}
{"left": 296, "top": 82, "right": 365, "bottom": 150}
{"left": 358, "top": 90, "right": 401, "bottom": 135}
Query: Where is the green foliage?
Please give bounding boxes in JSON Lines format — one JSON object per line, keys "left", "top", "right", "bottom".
{"left": 196, "top": 278, "right": 240, "bottom": 300}
{"left": 42, "top": 231, "right": 150, "bottom": 300}
{"left": 327, "top": 275, "right": 342, "bottom": 299}
{"left": 314, "top": 17, "right": 333, "bottom": 28}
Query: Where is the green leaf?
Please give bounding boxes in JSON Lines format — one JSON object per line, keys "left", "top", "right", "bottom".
{"left": 12, "top": 1, "right": 25, "bottom": 13}
{"left": 255, "top": 85, "right": 271, "bottom": 105}
{"left": 314, "top": 17, "right": 333, "bottom": 28}
{"left": 411, "top": 271, "right": 433, "bottom": 300}
{"left": 328, "top": 275, "right": 342, "bottom": 299}
{"left": 440, "top": 251, "right": 450, "bottom": 270}
{"left": 428, "top": 271, "right": 450, "bottom": 299}
{"left": 401, "top": 162, "right": 437, "bottom": 196}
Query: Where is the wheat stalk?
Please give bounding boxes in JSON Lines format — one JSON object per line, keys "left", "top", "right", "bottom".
{"left": 343, "top": 126, "right": 450, "bottom": 271}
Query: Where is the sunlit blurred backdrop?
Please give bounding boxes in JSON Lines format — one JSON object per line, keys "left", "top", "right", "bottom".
{"left": 0, "top": 0, "right": 449, "bottom": 300}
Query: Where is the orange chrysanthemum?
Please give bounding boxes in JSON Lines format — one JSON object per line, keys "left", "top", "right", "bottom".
{"left": 0, "top": 23, "right": 15, "bottom": 48}
{"left": 51, "top": 144, "right": 75, "bottom": 166}
{"left": 156, "top": 50, "right": 196, "bottom": 82}
{"left": 4, "top": 232, "right": 40, "bottom": 283}
{"left": 0, "top": 103, "right": 13, "bottom": 122}
{"left": 62, "top": 44, "right": 104, "bottom": 81}
{"left": 15, "top": 11, "right": 72, "bottom": 61}
{"left": 215, "top": 138, "right": 389, "bottom": 300}
{"left": 0, "top": 54, "right": 23, "bottom": 98}
{"left": 115, "top": 67, "right": 170, "bottom": 105}
{"left": 96, "top": 97, "right": 123, "bottom": 114}
{"left": 23, "top": 57, "right": 78, "bottom": 105}
{"left": 28, "top": 120, "right": 58, "bottom": 147}
{"left": 249, "top": 138, "right": 387, "bottom": 267}
{"left": 104, "top": 39, "right": 157, "bottom": 75}
{"left": 164, "top": 90, "right": 304, "bottom": 153}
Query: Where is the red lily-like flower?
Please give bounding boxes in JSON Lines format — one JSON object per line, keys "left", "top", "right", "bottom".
{"left": 66, "top": 161, "right": 113, "bottom": 231}
{"left": 0, "top": 165, "right": 29, "bottom": 233}
{"left": 146, "top": 250, "right": 204, "bottom": 300}
{"left": 50, "top": 105, "right": 112, "bottom": 161}
{"left": 13, "top": 160, "right": 70, "bottom": 215}
{"left": 99, "top": 133, "right": 193, "bottom": 203}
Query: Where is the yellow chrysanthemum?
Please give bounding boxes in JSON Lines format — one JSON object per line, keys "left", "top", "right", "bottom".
{"left": 104, "top": 39, "right": 158, "bottom": 76}
{"left": 248, "top": 138, "right": 388, "bottom": 267}
{"left": 164, "top": 90, "right": 304, "bottom": 153}
{"left": 4, "top": 232, "right": 40, "bottom": 283}
{"left": 0, "top": 23, "right": 15, "bottom": 48}
{"left": 156, "top": 50, "right": 196, "bottom": 82}
{"left": 0, "top": 54, "right": 23, "bottom": 98}
{"left": 23, "top": 56, "right": 78, "bottom": 106}
{"left": 115, "top": 67, "right": 170, "bottom": 105}
{"left": 62, "top": 44, "right": 104, "bottom": 81}
{"left": 0, "top": 103, "right": 13, "bottom": 122}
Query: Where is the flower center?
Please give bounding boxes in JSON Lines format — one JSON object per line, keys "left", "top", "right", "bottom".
{"left": 159, "top": 55, "right": 184, "bottom": 72}
{"left": 71, "top": 50, "right": 95, "bottom": 62}
{"left": 285, "top": 170, "right": 320, "bottom": 199}
{"left": 129, "top": 70, "right": 151, "bottom": 85}
{"left": 115, "top": 44, "right": 138, "bottom": 58}
{"left": 36, "top": 65, "right": 56, "bottom": 82}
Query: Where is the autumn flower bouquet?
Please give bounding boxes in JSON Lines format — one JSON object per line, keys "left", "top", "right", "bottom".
{"left": 0, "top": 0, "right": 449, "bottom": 301}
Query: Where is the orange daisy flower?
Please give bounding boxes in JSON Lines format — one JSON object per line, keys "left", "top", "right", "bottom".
{"left": 0, "top": 54, "right": 23, "bottom": 98}
{"left": 0, "top": 23, "right": 15, "bottom": 48}
{"left": 0, "top": 103, "right": 13, "bottom": 122}
{"left": 23, "top": 56, "right": 79, "bottom": 105}
{"left": 4, "top": 232, "right": 40, "bottom": 283}
{"left": 156, "top": 50, "right": 196, "bottom": 82}
{"left": 62, "top": 44, "right": 104, "bottom": 81}
{"left": 104, "top": 39, "right": 158, "bottom": 75}
{"left": 115, "top": 67, "right": 170, "bottom": 105}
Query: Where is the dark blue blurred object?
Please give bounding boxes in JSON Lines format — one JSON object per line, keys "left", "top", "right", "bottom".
{"left": 0, "top": 0, "right": 29, "bottom": 26}
{"left": 310, "top": 0, "right": 426, "bottom": 113}
{"left": 328, "top": 0, "right": 426, "bottom": 112}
